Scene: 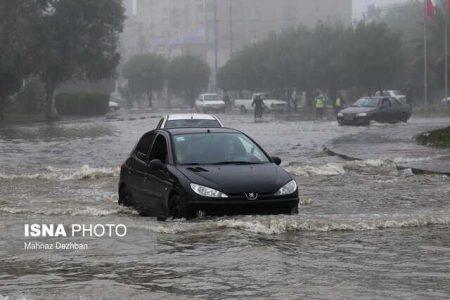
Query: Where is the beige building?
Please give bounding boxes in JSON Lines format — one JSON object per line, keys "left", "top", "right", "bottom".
{"left": 120, "top": 0, "right": 352, "bottom": 82}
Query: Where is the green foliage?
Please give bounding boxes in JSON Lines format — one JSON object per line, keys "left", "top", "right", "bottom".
{"left": 0, "top": 0, "right": 44, "bottom": 120}
{"left": 347, "top": 22, "right": 404, "bottom": 92}
{"left": 122, "top": 54, "right": 168, "bottom": 107}
{"left": 0, "top": 0, "right": 125, "bottom": 119}
{"left": 35, "top": 0, "right": 125, "bottom": 83}
{"left": 167, "top": 54, "right": 211, "bottom": 105}
{"left": 417, "top": 126, "right": 450, "bottom": 148}
{"left": 55, "top": 92, "right": 109, "bottom": 116}
{"left": 218, "top": 21, "right": 404, "bottom": 94}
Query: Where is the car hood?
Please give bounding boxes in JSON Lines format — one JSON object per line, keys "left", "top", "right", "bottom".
{"left": 340, "top": 107, "right": 377, "bottom": 114}
{"left": 176, "top": 163, "right": 291, "bottom": 194}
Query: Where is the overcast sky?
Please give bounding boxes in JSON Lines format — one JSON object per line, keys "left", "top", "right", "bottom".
{"left": 353, "top": 0, "right": 409, "bottom": 17}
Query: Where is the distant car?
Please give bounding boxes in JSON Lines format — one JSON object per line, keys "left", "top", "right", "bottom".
{"left": 375, "top": 90, "right": 407, "bottom": 103}
{"left": 194, "top": 94, "right": 226, "bottom": 113}
{"left": 118, "top": 127, "right": 299, "bottom": 219}
{"left": 156, "top": 114, "right": 224, "bottom": 129}
{"left": 109, "top": 101, "right": 120, "bottom": 112}
{"left": 337, "top": 96, "right": 411, "bottom": 125}
{"left": 442, "top": 97, "right": 450, "bottom": 105}
{"left": 235, "top": 93, "right": 287, "bottom": 114}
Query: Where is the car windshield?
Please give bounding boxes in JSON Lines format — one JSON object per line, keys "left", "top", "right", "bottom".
{"left": 352, "top": 98, "right": 380, "bottom": 108}
{"left": 172, "top": 133, "right": 271, "bottom": 165}
{"left": 203, "top": 94, "right": 221, "bottom": 101}
{"left": 165, "top": 119, "right": 221, "bottom": 129}
{"left": 254, "top": 93, "right": 273, "bottom": 100}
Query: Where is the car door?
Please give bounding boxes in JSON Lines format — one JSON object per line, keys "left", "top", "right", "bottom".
{"left": 141, "top": 133, "right": 173, "bottom": 215}
{"left": 378, "top": 98, "right": 392, "bottom": 122}
{"left": 127, "top": 132, "right": 156, "bottom": 210}
{"left": 389, "top": 98, "right": 403, "bottom": 122}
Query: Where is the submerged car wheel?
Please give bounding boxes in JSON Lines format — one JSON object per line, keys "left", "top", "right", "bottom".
{"left": 118, "top": 186, "right": 133, "bottom": 207}
{"left": 290, "top": 206, "right": 299, "bottom": 215}
{"left": 402, "top": 113, "right": 409, "bottom": 123}
{"left": 168, "top": 194, "right": 194, "bottom": 220}
{"left": 169, "top": 194, "right": 183, "bottom": 219}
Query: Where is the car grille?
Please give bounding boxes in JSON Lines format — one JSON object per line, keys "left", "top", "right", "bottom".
{"left": 227, "top": 192, "right": 277, "bottom": 201}
{"left": 343, "top": 113, "right": 355, "bottom": 120}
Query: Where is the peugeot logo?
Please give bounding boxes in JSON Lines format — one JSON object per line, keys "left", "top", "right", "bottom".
{"left": 245, "top": 192, "right": 258, "bottom": 200}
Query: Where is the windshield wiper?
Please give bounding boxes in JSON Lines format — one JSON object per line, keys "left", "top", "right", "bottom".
{"left": 211, "top": 161, "right": 258, "bottom": 165}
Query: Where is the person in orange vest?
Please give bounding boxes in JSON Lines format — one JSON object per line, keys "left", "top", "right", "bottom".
{"left": 315, "top": 93, "right": 325, "bottom": 120}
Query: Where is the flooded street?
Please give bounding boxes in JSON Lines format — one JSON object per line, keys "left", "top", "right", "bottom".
{"left": 1, "top": 114, "right": 450, "bottom": 299}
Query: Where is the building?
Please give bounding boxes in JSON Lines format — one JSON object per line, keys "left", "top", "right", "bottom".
{"left": 120, "top": 0, "right": 352, "bottom": 87}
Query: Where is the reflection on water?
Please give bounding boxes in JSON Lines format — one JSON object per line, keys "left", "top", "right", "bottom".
{"left": 1, "top": 114, "right": 450, "bottom": 299}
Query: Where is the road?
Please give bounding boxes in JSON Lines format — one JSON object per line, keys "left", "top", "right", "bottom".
{"left": 1, "top": 113, "right": 450, "bottom": 299}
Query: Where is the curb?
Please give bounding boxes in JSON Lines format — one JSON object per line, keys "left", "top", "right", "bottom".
{"left": 324, "top": 138, "right": 450, "bottom": 176}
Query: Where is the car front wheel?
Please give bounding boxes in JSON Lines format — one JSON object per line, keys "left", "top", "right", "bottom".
{"left": 401, "top": 113, "right": 409, "bottom": 123}
{"left": 168, "top": 194, "right": 194, "bottom": 220}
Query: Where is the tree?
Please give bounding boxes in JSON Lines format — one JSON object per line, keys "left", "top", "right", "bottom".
{"left": 218, "top": 20, "right": 404, "bottom": 98}
{"left": 122, "top": 54, "right": 168, "bottom": 108}
{"left": 0, "top": 65, "right": 21, "bottom": 121}
{"left": 32, "top": 0, "right": 125, "bottom": 119}
{"left": 168, "top": 54, "right": 211, "bottom": 106}
{"left": 345, "top": 21, "right": 404, "bottom": 94}
{"left": 0, "top": 0, "right": 46, "bottom": 121}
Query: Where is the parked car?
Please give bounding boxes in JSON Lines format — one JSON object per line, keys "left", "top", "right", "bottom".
{"left": 235, "top": 93, "right": 287, "bottom": 114}
{"left": 108, "top": 101, "right": 120, "bottom": 112}
{"left": 156, "top": 114, "right": 223, "bottom": 129}
{"left": 442, "top": 97, "right": 450, "bottom": 105}
{"left": 118, "top": 127, "right": 299, "bottom": 219}
{"left": 375, "top": 90, "right": 407, "bottom": 103}
{"left": 194, "top": 94, "right": 226, "bottom": 113}
{"left": 337, "top": 96, "right": 411, "bottom": 125}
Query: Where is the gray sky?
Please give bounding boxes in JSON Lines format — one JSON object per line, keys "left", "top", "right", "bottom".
{"left": 353, "top": 0, "right": 409, "bottom": 18}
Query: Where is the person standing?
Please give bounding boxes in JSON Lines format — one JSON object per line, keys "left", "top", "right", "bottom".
{"left": 334, "top": 94, "right": 343, "bottom": 115}
{"left": 251, "top": 94, "right": 264, "bottom": 121}
{"left": 223, "top": 92, "right": 231, "bottom": 112}
{"left": 315, "top": 93, "right": 325, "bottom": 120}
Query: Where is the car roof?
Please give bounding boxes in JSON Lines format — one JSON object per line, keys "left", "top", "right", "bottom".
{"left": 161, "top": 127, "right": 241, "bottom": 135}
{"left": 199, "top": 93, "right": 219, "bottom": 96}
{"left": 360, "top": 96, "right": 386, "bottom": 100}
{"left": 166, "top": 113, "right": 218, "bottom": 121}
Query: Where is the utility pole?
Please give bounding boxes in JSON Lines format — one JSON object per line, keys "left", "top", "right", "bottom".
{"left": 424, "top": 0, "right": 429, "bottom": 108}
{"left": 214, "top": 0, "right": 219, "bottom": 92}
{"left": 445, "top": 0, "right": 448, "bottom": 104}
{"left": 229, "top": 0, "right": 233, "bottom": 58}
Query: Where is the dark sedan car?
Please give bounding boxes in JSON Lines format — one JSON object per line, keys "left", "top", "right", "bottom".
{"left": 337, "top": 96, "right": 411, "bottom": 125}
{"left": 118, "top": 128, "right": 299, "bottom": 219}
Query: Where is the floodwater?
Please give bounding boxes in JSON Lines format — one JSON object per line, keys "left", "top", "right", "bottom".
{"left": 1, "top": 113, "right": 450, "bottom": 299}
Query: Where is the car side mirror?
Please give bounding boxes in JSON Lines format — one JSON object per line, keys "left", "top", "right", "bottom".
{"left": 272, "top": 156, "right": 282, "bottom": 165}
{"left": 149, "top": 159, "right": 165, "bottom": 170}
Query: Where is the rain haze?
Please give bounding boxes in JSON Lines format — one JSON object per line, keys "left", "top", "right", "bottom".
{"left": 354, "top": 0, "right": 409, "bottom": 16}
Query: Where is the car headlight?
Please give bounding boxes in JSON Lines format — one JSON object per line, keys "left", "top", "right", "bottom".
{"left": 275, "top": 180, "right": 297, "bottom": 196}
{"left": 190, "top": 183, "right": 228, "bottom": 198}
{"left": 356, "top": 113, "right": 367, "bottom": 117}
{"left": 337, "top": 112, "right": 344, "bottom": 117}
